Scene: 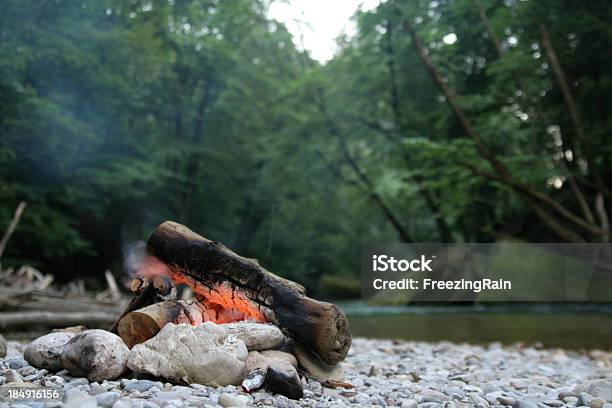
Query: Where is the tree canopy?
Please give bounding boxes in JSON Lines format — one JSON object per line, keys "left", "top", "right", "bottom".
{"left": 1, "top": 0, "right": 610, "bottom": 293}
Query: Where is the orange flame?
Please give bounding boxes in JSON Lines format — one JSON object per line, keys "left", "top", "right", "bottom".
{"left": 138, "top": 255, "right": 269, "bottom": 325}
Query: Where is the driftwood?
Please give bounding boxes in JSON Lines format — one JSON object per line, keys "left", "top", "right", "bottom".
{"left": 0, "top": 288, "right": 125, "bottom": 314}
{"left": 0, "top": 286, "right": 126, "bottom": 335}
{"left": 96, "top": 270, "right": 121, "bottom": 301}
{"left": 0, "top": 311, "right": 117, "bottom": 329}
{"left": 143, "top": 221, "right": 351, "bottom": 365}
{"left": 0, "top": 201, "right": 26, "bottom": 259}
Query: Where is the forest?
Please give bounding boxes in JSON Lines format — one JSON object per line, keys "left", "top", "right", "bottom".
{"left": 1, "top": 0, "right": 610, "bottom": 295}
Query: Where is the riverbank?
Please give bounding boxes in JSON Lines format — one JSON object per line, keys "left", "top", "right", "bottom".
{"left": 1, "top": 337, "right": 611, "bottom": 407}
{"left": 342, "top": 303, "right": 612, "bottom": 350}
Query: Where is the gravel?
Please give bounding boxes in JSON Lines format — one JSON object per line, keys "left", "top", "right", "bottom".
{"left": 0, "top": 337, "right": 610, "bottom": 407}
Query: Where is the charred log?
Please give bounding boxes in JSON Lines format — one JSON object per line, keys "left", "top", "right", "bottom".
{"left": 145, "top": 221, "right": 351, "bottom": 365}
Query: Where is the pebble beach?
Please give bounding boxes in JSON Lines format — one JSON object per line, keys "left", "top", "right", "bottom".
{"left": 1, "top": 337, "right": 611, "bottom": 408}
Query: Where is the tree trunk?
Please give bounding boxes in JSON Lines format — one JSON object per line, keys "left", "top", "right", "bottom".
{"left": 317, "top": 98, "right": 415, "bottom": 242}
{"left": 404, "top": 18, "right": 605, "bottom": 241}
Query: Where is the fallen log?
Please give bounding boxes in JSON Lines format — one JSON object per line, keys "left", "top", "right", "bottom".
{"left": 0, "top": 288, "right": 125, "bottom": 314}
{"left": 0, "top": 311, "right": 117, "bottom": 330}
{"left": 144, "top": 221, "right": 351, "bottom": 365}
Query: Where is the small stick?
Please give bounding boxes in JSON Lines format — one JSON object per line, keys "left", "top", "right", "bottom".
{"left": 322, "top": 380, "right": 353, "bottom": 389}
{"left": 0, "top": 201, "right": 26, "bottom": 259}
{"left": 105, "top": 270, "right": 121, "bottom": 301}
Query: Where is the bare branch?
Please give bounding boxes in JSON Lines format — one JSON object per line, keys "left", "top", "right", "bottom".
{"left": 315, "top": 98, "right": 415, "bottom": 242}
{"left": 403, "top": 17, "right": 604, "bottom": 239}
{"left": 595, "top": 194, "right": 610, "bottom": 242}
{"left": 473, "top": 0, "right": 503, "bottom": 57}
{"left": 314, "top": 150, "right": 362, "bottom": 189}
{"left": 458, "top": 162, "right": 586, "bottom": 241}
{"left": 539, "top": 22, "right": 610, "bottom": 198}
{"left": 0, "top": 201, "right": 27, "bottom": 259}
{"left": 473, "top": 5, "right": 596, "bottom": 219}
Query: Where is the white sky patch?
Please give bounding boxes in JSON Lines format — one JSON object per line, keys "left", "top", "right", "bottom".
{"left": 267, "top": 0, "right": 382, "bottom": 63}
{"left": 442, "top": 33, "right": 457, "bottom": 45}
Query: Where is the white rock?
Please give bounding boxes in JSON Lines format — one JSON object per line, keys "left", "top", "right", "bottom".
{"left": 260, "top": 350, "right": 298, "bottom": 367}
{"left": 64, "top": 388, "right": 97, "bottom": 408}
{"left": 65, "top": 396, "right": 97, "bottom": 408}
{"left": 60, "top": 329, "right": 129, "bottom": 382}
{"left": 401, "top": 400, "right": 418, "bottom": 408}
{"left": 218, "top": 392, "right": 250, "bottom": 407}
{"left": 112, "top": 398, "right": 134, "bottom": 408}
{"left": 219, "top": 322, "right": 285, "bottom": 350}
{"left": 292, "top": 343, "right": 345, "bottom": 382}
{"left": 95, "top": 391, "right": 120, "bottom": 408}
{"left": 127, "top": 323, "right": 248, "bottom": 386}
{"left": 244, "top": 350, "right": 298, "bottom": 373}
{"left": 5, "top": 369, "right": 23, "bottom": 384}
{"left": 24, "top": 332, "right": 75, "bottom": 371}
{"left": 243, "top": 350, "right": 302, "bottom": 397}
{"left": 574, "top": 379, "right": 612, "bottom": 402}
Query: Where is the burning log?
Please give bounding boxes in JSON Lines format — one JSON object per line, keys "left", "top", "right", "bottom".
{"left": 139, "top": 221, "right": 351, "bottom": 365}
{"left": 117, "top": 300, "right": 199, "bottom": 348}
{"left": 109, "top": 275, "right": 176, "bottom": 334}
{"left": 118, "top": 299, "right": 286, "bottom": 349}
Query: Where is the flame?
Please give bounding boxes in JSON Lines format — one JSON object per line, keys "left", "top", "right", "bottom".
{"left": 137, "top": 255, "right": 269, "bottom": 325}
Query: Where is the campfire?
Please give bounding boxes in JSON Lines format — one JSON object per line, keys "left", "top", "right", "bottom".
{"left": 114, "top": 222, "right": 351, "bottom": 361}
{"left": 21, "top": 221, "right": 352, "bottom": 400}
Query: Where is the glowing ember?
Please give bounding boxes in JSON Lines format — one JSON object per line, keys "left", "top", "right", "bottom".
{"left": 137, "top": 255, "right": 269, "bottom": 325}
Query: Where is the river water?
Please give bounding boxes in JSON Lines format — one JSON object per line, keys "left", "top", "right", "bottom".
{"left": 340, "top": 302, "right": 612, "bottom": 350}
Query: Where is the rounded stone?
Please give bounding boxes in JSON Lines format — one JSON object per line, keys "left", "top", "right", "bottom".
{"left": 124, "top": 379, "right": 155, "bottom": 393}
{"left": 60, "top": 329, "right": 129, "bottom": 382}
{"left": 8, "top": 358, "right": 28, "bottom": 370}
{"left": 24, "top": 332, "right": 75, "bottom": 371}
{"left": 127, "top": 323, "right": 248, "bottom": 386}
{"left": 218, "top": 393, "right": 250, "bottom": 407}
{"left": 94, "top": 391, "right": 120, "bottom": 408}
{"left": 5, "top": 369, "right": 23, "bottom": 384}
{"left": 401, "top": 399, "right": 418, "bottom": 408}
